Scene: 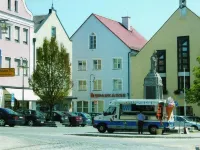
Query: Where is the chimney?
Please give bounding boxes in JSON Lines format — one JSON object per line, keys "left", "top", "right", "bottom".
{"left": 122, "top": 16, "right": 131, "bottom": 30}
{"left": 179, "top": 0, "right": 186, "bottom": 9}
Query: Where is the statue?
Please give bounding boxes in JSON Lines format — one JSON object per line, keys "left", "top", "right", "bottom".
{"left": 151, "top": 51, "right": 157, "bottom": 72}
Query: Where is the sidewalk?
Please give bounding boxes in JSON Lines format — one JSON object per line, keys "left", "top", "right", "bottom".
{"left": 68, "top": 131, "right": 200, "bottom": 139}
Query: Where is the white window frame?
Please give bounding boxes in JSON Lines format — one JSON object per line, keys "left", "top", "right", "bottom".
{"left": 15, "top": 26, "right": 20, "bottom": 42}
{"left": 5, "top": 26, "right": 11, "bottom": 40}
{"left": 5, "top": 57, "right": 11, "bottom": 68}
{"left": 93, "top": 79, "right": 102, "bottom": 91}
{"left": 89, "top": 33, "right": 96, "bottom": 49}
{"left": 78, "top": 60, "right": 87, "bottom": 71}
{"left": 14, "top": 0, "right": 18, "bottom": 12}
{"left": 23, "top": 28, "right": 28, "bottom": 44}
{"left": 113, "top": 79, "right": 123, "bottom": 91}
{"left": 15, "top": 59, "right": 20, "bottom": 76}
{"left": 78, "top": 80, "right": 87, "bottom": 91}
{"left": 113, "top": 58, "right": 122, "bottom": 70}
{"left": 93, "top": 59, "right": 101, "bottom": 70}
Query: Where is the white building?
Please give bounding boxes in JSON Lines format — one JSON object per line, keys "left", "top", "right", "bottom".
{"left": 33, "top": 6, "right": 73, "bottom": 111}
{"left": 71, "top": 14, "right": 147, "bottom": 113}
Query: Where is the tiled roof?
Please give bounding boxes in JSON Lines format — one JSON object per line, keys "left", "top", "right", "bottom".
{"left": 94, "top": 14, "right": 147, "bottom": 51}
{"left": 33, "top": 15, "right": 48, "bottom": 32}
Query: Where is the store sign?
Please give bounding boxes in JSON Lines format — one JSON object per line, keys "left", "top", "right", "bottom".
{"left": 90, "top": 93, "right": 126, "bottom": 98}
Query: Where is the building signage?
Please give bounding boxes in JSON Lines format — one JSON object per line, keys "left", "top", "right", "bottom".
{"left": 0, "top": 68, "right": 15, "bottom": 77}
{"left": 135, "top": 101, "right": 158, "bottom": 106}
{"left": 90, "top": 93, "right": 126, "bottom": 98}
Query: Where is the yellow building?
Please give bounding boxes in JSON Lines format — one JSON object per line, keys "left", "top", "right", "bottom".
{"left": 130, "top": 5, "right": 200, "bottom": 116}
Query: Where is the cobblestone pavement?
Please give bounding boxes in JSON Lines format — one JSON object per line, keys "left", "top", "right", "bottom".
{"left": 0, "top": 126, "right": 199, "bottom": 150}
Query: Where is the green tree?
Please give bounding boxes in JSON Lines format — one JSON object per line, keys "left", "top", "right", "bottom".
{"left": 29, "top": 37, "right": 72, "bottom": 118}
{"left": 186, "top": 56, "right": 200, "bottom": 106}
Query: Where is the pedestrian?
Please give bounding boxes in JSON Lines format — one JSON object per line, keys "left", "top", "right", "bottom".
{"left": 137, "top": 110, "right": 145, "bottom": 134}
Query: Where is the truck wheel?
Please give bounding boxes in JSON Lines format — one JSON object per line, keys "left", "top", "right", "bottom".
{"left": 107, "top": 129, "right": 115, "bottom": 133}
{"left": 0, "top": 119, "right": 5, "bottom": 126}
{"left": 28, "top": 120, "right": 34, "bottom": 126}
{"left": 149, "top": 126, "right": 158, "bottom": 135}
{"left": 98, "top": 124, "right": 107, "bottom": 133}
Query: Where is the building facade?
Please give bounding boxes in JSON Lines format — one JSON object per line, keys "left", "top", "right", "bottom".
{"left": 71, "top": 14, "right": 146, "bottom": 113}
{"left": 130, "top": 3, "right": 200, "bottom": 116}
{"left": 0, "top": 0, "right": 38, "bottom": 110}
{"left": 33, "top": 6, "right": 72, "bottom": 111}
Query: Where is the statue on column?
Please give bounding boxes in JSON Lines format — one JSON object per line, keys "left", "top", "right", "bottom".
{"left": 150, "top": 51, "right": 157, "bottom": 73}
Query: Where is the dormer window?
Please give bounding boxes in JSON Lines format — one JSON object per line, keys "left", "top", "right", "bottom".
{"left": 89, "top": 33, "right": 96, "bottom": 49}
{"left": 15, "top": 0, "right": 18, "bottom": 12}
{"left": 8, "top": 0, "right": 11, "bottom": 10}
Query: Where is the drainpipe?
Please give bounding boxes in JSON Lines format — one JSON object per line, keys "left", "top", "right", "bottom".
{"left": 128, "top": 50, "right": 132, "bottom": 99}
{"left": 33, "top": 38, "right": 36, "bottom": 71}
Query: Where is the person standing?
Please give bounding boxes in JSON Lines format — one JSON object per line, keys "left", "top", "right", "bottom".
{"left": 137, "top": 111, "right": 145, "bottom": 134}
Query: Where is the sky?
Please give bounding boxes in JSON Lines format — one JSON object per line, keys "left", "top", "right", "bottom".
{"left": 25, "top": 0, "right": 200, "bottom": 40}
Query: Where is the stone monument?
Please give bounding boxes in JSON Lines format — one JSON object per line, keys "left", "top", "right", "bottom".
{"left": 144, "top": 51, "right": 163, "bottom": 99}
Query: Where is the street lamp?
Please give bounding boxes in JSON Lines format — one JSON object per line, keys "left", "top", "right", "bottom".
{"left": 0, "top": 19, "right": 9, "bottom": 34}
{"left": 18, "top": 57, "right": 29, "bottom": 110}
{"left": 90, "top": 74, "right": 95, "bottom": 113}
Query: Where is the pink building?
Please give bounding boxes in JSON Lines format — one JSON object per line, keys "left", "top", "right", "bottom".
{"left": 0, "top": 0, "right": 38, "bottom": 110}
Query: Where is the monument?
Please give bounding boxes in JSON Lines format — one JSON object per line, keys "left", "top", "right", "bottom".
{"left": 144, "top": 51, "right": 163, "bottom": 99}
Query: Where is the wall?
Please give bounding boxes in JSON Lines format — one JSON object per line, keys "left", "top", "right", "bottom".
{"left": 130, "top": 8, "right": 200, "bottom": 116}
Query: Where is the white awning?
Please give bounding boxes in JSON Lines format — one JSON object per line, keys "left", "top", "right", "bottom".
{"left": 5, "top": 88, "right": 40, "bottom": 101}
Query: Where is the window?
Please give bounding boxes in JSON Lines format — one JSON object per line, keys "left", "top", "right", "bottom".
{"left": 78, "top": 80, "right": 87, "bottom": 91}
{"left": 8, "top": 0, "right": 11, "bottom": 10}
{"left": 51, "top": 27, "right": 56, "bottom": 38}
{"left": 161, "top": 77, "right": 167, "bottom": 93}
{"left": 15, "top": 0, "right": 18, "bottom": 12}
{"left": 5, "top": 26, "right": 11, "bottom": 40}
{"left": 178, "top": 76, "right": 190, "bottom": 91}
{"left": 23, "top": 60, "right": 28, "bottom": 76}
{"left": 177, "top": 36, "right": 190, "bottom": 72}
{"left": 23, "top": 29, "right": 28, "bottom": 44}
{"left": 5, "top": 57, "right": 11, "bottom": 68}
{"left": 15, "top": 59, "right": 20, "bottom": 75}
{"left": 113, "top": 79, "right": 122, "bottom": 91}
{"left": 93, "top": 80, "right": 102, "bottom": 91}
{"left": 89, "top": 33, "right": 96, "bottom": 49}
{"left": 113, "top": 58, "right": 122, "bottom": 70}
{"left": 157, "top": 50, "right": 166, "bottom": 73}
{"left": 78, "top": 60, "right": 86, "bottom": 71}
{"left": 93, "top": 60, "right": 101, "bottom": 70}
{"left": 77, "top": 101, "right": 89, "bottom": 113}
{"left": 15, "top": 26, "right": 20, "bottom": 42}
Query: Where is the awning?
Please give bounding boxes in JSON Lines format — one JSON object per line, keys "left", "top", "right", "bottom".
{"left": 5, "top": 88, "right": 40, "bottom": 101}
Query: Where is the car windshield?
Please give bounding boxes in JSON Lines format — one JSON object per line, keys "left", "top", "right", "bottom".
{"left": 4, "top": 108, "right": 17, "bottom": 115}
{"left": 55, "top": 111, "right": 65, "bottom": 116}
{"left": 83, "top": 113, "right": 91, "bottom": 119}
{"left": 69, "top": 112, "right": 77, "bottom": 116}
{"left": 184, "top": 117, "right": 194, "bottom": 122}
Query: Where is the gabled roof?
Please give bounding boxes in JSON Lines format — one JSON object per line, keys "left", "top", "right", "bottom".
{"left": 70, "top": 13, "right": 147, "bottom": 51}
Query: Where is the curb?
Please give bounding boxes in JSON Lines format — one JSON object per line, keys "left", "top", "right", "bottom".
{"left": 66, "top": 133, "right": 200, "bottom": 139}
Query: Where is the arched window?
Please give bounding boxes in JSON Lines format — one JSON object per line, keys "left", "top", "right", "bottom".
{"left": 89, "top": 33, "right": 96, "bottom": 49}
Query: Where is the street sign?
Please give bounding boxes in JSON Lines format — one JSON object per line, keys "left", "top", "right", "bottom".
{"left": 11, "top": 93, "right": 14, "bottom": 107}
{"left": 0, "top": 68, "right": 15, "bottom": 77}
{"left": 175, "top": 101, "right": 178, "bottom": 107}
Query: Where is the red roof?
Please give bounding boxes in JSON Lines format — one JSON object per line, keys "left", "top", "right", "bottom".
{"left": 94, "top": 14, "right": 147, "bottom": 51}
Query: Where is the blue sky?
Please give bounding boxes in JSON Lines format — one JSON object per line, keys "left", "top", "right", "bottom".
{"left": 26, "top": 0, "right": 200, "bottom": 40}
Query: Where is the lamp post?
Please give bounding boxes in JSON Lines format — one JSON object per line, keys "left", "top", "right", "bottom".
{"left": 184, "top": 67, "right": 186, "bottom": 117}
{"left": 19, "top": 57, "right": 28, "bottom": 111}
{"left": 89, "top": 74, "right": 95, "bottom": 113}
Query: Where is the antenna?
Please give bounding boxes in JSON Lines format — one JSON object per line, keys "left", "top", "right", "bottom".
{"left": 52, "top": 0, "right": 54, "bottom": 9}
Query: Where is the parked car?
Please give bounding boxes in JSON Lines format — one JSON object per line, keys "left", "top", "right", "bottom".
{"left": 74, "top": 112, "right": 92, "bottom": 127}
{"left": 174, "top": 115, "right": 200, "bottom": 130}
{"left": 62, "top": 112, "right": 83, "bottom": 126}
{"left": 0, "top": 108, "right": 25, "bottom": 127}
{"left": 88, "top": 113, "right": 102, "bottom": 125}
{"left": 16, "top": 109, "right": 46, "bottom": 126}
{"left": 46, "top": 111, "right": 70, "bottom": 126}
{"left": 186, "top": 116, "right": 200, "bottom": 123}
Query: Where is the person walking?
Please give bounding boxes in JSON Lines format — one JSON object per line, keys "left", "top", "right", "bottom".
{"left": 137, "top": 111, "right": 145, "bottom": 134}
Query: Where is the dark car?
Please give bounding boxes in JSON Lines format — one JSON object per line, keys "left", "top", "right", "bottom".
{"left": 46, "top": 111, "right": 70, "bottom": 126}
{"left": 0, "top": 108, "right": 25, "bottom": 127}
{"left": 62, "top": 112, "right": 83, "bottom": 126}
{"left": 74, "top": 112, "right": 92, "bottom": 127}
{"left": 88, "top": 113, "right": 102, "bottom": 124}
{"left": 16, "top": 109, "right": 46, "bottom": 126}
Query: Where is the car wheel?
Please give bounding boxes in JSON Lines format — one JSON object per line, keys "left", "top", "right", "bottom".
{"left": 9, "top": 124, "right": 15, "bottom": 127}
{"left": 28, "top": 120, "right": 34, "bottom": 126}
{"left": 98, "top": 124, "right": 107, "bottom": 133}
{"left": 149, "top": 126, "right": 158, "bottom": 135}
{"left": 0, "top": 119, "right": 5, "bottom": 126}
{"left": 107, "top": 129, "right": 115, "bottom": 133}
{"left": 191, "top": 125, "right": 198, "bottom": 130}
{"left": 81, "top": 124, "right": 85, "bottom": 127}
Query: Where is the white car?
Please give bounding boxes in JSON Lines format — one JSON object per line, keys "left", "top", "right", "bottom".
{"left": 174, "top": 115, "right": 200, "bottom": 130}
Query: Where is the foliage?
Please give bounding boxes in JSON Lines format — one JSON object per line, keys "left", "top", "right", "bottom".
{"left": 186, "top": 56, "right": 200, "bottom": 106}
{"left": 29, "top": 37, "right": 72, "bottom": 117}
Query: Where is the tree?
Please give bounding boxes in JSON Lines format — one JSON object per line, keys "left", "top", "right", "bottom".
{"left": 186, "top": 56, "right": 200, "bottom": 106}
{"left": 29, "top": 37, "right": 72, "bottom": 118}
